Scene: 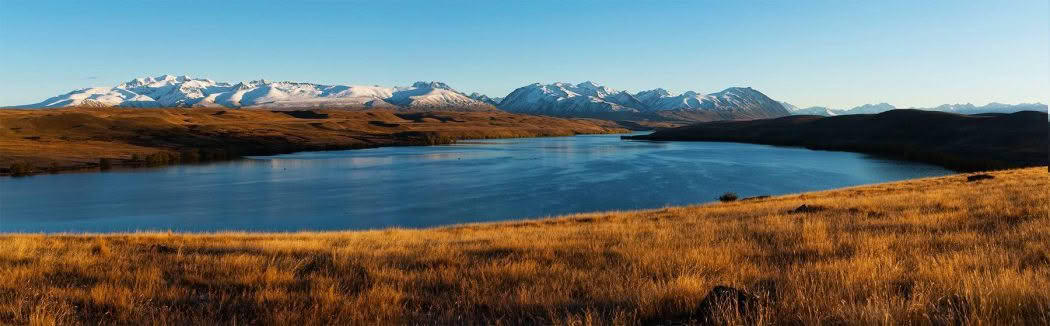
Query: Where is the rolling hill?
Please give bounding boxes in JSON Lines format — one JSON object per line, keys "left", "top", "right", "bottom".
{"left": 626, "top": 109, "right": 1048, "bottom": 171}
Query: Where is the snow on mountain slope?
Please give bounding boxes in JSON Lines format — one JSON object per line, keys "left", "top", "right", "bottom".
{"left": 386, "top": 82, "right": 497, "bottom": 111}
{"left": 792, "top": 106, "right": 843, "bottom": 116}
{"left": 499, "top": 82, "right": 789, "bottom": 121}
{"left": 634, "top": 88, "right": 673, "bottom": 108}
{"left": 701, "top": 87, "right": 791, "bottom": 115}
{"left": 497, "top": 82, "right": 637, "bottom": 114}
{"left": 466, "top": 93, "right": 506, "bottom": 106}
{"left": 926, "top": 103, "right": 1048, "bottom": 114}
{"left": 844, "top": 103, "right": 897, "bottom": 115}
{"left": 787, "top": 102, "right": 1046, "bottom": 116}
{"left": 26, "top": 87, "right": 160, "bottom": 108}
{"left": 13, "top": 75, "right": 496, "bottom": 111}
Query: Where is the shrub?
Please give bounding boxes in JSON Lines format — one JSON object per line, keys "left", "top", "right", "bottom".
{"left": 719, "top": 192, "right": 739, "bottom": 202}
{"left": 8, "top": 162, "right": 34, "bottom": 176}
{"left": 180, "top": 149, "right": 201, "bottom": 163}
{"left": 99, "top": 158, "right": 113, "bottom": 170}
{"left": 145, "top": 152, "right": 176, "bottom": 167}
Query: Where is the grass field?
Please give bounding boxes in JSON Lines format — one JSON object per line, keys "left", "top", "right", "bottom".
{"left": 0, "top": 108, "right": 629, "bottom": 175}
{"left": 1, "top": 167, "right": 1047, "bottom": 325}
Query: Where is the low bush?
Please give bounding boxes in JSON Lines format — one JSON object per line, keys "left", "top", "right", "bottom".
{"left": 8, "top": 162, "right": 34, "bottom": 176}
{"left": 719, "top": 192, "right": 739, "bottom": 202}
{"left": 99, "top": 158, "right": 113, "bottom": 170}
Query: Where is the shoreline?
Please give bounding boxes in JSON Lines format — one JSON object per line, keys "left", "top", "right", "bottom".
{"left": 2, "top": 167, "right": 1046, "bottom": 324}
{"left": 0, "top": 108, "right": 631, "bottom": 176}
{"left": 624, "top": 110, "right": 1048, "bottom": 172}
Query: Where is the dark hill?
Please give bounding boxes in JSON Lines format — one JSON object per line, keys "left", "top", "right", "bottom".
{"left": 625, "top": 109, "right": 1048, "bottom": 171}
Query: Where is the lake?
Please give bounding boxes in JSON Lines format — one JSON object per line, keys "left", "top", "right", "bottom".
{"left": 0, "top": 133, "right": 953, "bottom": 232}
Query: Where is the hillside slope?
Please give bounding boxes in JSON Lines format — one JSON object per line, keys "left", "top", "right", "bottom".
{"left": 0, "top": 108, "right": 627, "bottom": 174}
{"left": 1, "top": 167, "right": 1046, "bottom": 324}
{"left": 627, "top": 110, "right": 1048, "bottom": 171}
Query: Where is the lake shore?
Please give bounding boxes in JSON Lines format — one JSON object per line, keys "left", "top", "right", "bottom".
{"left": 2, "top": 167, "right": 1046, "bottom": 324}
{"left": 624, "top": 110, "right": 1048, "bottom": 172}
{"left": 0, "top": 108, "right": 631, "bottom": 176}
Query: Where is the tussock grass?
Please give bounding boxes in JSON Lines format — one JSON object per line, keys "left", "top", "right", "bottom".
{"left": 1, "top": 168, "right": 1047, "bottom": 325}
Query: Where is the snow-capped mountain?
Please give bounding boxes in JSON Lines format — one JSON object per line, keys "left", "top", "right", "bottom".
{"left": 844, "top": 103, "right": 897, "bottom": 115}
{"left": 926, "top": 103, "right": 1048, "bottom": 115}
{"left": 792, "top": 106, "right": 842, "bottom": 116}
{"left": 497, "top": 82, "right": 643, "bottom": 114}
{"left": 14, "top": 75, "right": 497, "bottom": 111}
{"left": 467, "top": 92, "right": 502, "bottom": 106}
{"left": 497, "top": 82, "right": 790, "bottom": 120}
{"left": 785, "top": 102, "right": 1046, "bottom": 117}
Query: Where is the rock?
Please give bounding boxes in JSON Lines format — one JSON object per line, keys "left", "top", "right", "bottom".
{"left": 741, "top": 195, "right": 771, "bottom": 201}
{"left": 966, "top": 174, "right": 994, "bottom": 182}
{"left": 146, "top": 244, "right": 177, "bottom": 254}
{"left": 789, "top": 204, "right": 826, "bottom": 214}
{"left": 694, "top": 286, "right": 761, "bottom": 324}
{"left": 642, "top": 285, "right": 764, "bottom": 325}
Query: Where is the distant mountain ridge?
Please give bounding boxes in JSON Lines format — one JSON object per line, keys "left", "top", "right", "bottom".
{"left": 13, "top": 75, "right": 498, "bottom": 112}
{"left": 496, "top": 82, "right": 790, "bottom": 121}
{"left": 10, "top": 76, "right": 792, "bottom": 122}
{"left": 14, "top": 75, "right": 1041, "bottom": 123}
{"left": 783, "top": 101, "right": 1047, "bottom": 116}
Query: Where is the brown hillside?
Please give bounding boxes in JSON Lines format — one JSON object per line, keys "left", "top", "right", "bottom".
{"left": 0, "top": 108, "right": 628, "bottom": 175}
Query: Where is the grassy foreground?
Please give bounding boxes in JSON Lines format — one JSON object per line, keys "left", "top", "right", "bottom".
{"left": 2, "top": 168, "right": 1048, "bottom": 325}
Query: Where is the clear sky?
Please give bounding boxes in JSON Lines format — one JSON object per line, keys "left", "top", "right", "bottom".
{"left": 0, "top": 0, "right": 1046, "bottom": 108}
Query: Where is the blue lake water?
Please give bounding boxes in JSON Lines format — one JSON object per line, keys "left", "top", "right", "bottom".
{"left": 0, "top": 133, "right": 953, "bottom": 232}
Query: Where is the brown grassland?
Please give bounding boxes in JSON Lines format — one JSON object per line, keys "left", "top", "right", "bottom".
{"left": 1, "top": 167, "right": 1047, "bottom": 325}
{"left": 0, "top": 108, "right": 629, "bottom": 175}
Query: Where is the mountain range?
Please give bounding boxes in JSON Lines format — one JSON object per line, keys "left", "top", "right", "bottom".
{"left": 782, "top": 101, "right": 1046, "bottom": 116}
{"left": 9, "top": 76, "right": 790, "bottom": 122}
{"left": 13, "top": 75, "right": 498, "bottom": 112}
{"left": 10, "top": 75, "right": 1045, "bottom": 122}
{"left": 496, "top": 82, "right": 790, "bottom": 121}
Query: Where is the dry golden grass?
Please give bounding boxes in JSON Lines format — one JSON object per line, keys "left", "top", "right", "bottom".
{"left": 1, "top": 168, "right": 1047, "bottom": 325}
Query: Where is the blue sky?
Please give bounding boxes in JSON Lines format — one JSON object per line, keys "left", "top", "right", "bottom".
{"left": 0, "top": 0, "right": 1046, "bottom": 108}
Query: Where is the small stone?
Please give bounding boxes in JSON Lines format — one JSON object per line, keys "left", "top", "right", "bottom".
{"left": 966, "top": 174, "right": 994, "bottom": 182}
{"left": 789, "top": 204, "right": 826, "bottom": 214}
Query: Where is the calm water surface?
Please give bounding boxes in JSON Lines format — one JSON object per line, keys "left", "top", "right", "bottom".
{"left": 0, "top": 133, "right": 953, "bottom": 232}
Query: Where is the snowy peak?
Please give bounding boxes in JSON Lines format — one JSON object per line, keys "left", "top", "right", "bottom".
{"left": 785, "top": 102, "right": 1046, "bottom": 116}
{"left": 497, "top": 82, "right": 790, "bottom": 120}
{"left": 846, "top": 103, "right": 897, "bottom": 114}
{"left": 497, "top": 81, "right": 644, "bottom": 114}
{"left": 411, "top": 81, "right": 454, "bottom": 91}
{"left": 15, "top": 76, "right": 496, "bottom": 112}
{"left": 467, "top": 92, "right": 501, "bottom": 106}
{"left": 793, "top": 106, "right": 842, "bottom": 116}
